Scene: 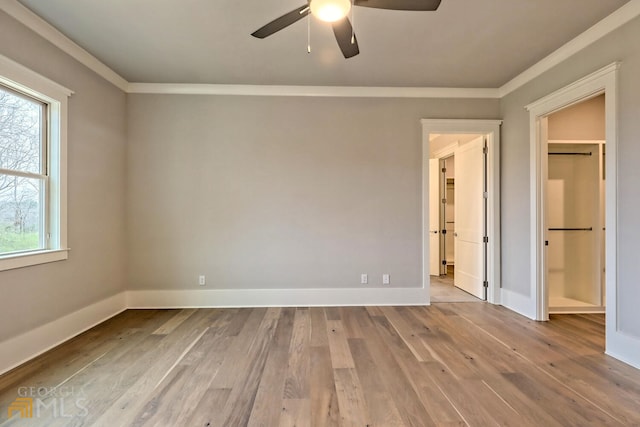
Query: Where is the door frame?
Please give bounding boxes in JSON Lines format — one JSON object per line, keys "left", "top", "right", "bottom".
{"left": 421, "top": 119, "right": 502, "bottom": 305}
{"left": 526, "top": 62, "right": 619, "bottom": 323}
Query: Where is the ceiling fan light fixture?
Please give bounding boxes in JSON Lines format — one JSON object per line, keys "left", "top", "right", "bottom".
{"left": 310, "top": 0, "right": 352, "bottom": 22}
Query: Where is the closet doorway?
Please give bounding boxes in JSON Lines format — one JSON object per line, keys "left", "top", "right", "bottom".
{"left": 545, "top": 95, "right": 606, "bottom": 314}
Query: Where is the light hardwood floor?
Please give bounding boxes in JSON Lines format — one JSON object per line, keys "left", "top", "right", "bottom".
{"left": 1, "top": 305, "right": 640, "bottom": 426}
{"left": 430, "top": 275, "right": 480, "bottom": 303}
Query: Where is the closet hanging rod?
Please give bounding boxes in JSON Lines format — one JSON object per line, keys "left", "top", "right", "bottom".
{"left": 548, "top": 152, "right": 592, "bottom": 156}
{"left": 549, "top": 227, "right": 593, "bottom": 231}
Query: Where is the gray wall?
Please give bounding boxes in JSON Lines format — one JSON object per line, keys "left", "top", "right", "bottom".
{"left": 500, "top": 15, "right": 640, "bottom": 337}
{"left": 127, "top": 95, "right": 499, "bottom": 290}
{"left": 0, "top": 11, "right": 128, "bottom": 342}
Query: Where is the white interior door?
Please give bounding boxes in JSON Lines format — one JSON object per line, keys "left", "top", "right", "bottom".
{"left": 454, "top": 136, "right": 485, "bottom": 299}
{"left": 429, "top": 159, "right": 441, "bottom": 275}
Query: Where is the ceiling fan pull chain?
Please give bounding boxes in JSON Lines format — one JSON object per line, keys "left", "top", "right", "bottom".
{"left": 307, "top": 12, "right": 311, "bottom": 53}
{"left": 351, "top": 0, "right": 355, "bottom": 44}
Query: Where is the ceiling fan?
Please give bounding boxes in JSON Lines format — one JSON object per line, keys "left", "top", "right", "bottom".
{"left": 251, "top": 0, "right": 442, "bottom": 59}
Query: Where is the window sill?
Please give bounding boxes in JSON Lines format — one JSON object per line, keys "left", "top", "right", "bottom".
{"left": 0, "top": 249, "right": 69, "bottom": 272}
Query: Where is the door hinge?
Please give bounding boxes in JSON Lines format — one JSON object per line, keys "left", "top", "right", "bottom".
{"left": 442, "top": 260, "right": 447, "bottom": 266}
{"left": 483, "top": 236, "right": 489, "bottom": 243}
{"left": 483, "top": 192, "right": 488, "bottom": 199}
{"left": 441, "top": 167, "right": 446, "bottom": 173}
{"left": 483, "top": 146, "right": 488, "bottom": 154}
{"left": 483, "top": 281, "right": 489, "bottom": 288}
{"left": 442, "top": 198, "right": 447, "bottom": 204}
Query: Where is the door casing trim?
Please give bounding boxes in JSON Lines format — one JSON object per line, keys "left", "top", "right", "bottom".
{"left": 421, "top": 119, "right": 502, "bottom": 304}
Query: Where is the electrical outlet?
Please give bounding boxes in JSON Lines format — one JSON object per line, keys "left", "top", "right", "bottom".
{"left": 383, "top": 274, "right": 390, "bottom": 285}
{"left": 361, "top": 274, "right": 368, "bottom": 284}
{"left": 199, "top": 275, "right": 206, "bottom": 286}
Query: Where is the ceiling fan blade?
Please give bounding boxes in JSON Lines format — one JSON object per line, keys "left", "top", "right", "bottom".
{"left": 251, "top": 5, "right": 310, "bottom": 38}
{"left": 354, "top": 0, "right": 441, "bottom": 11}
{"left": 332, "top": 18, "right": 359, "bottom": 58}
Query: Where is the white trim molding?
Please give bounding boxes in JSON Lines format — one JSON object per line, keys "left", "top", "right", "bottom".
{"left": 500, "top": 1, "right": 640, "bottom": 97}
{"left": 607, "top": 333, "right": 640, "bottom": 370}
{"left": 421, "top": 119, "right": 502, "bottom": 306}
{"left": 0, "top": 293, "right": 127, "bottom": 376}
{"left": 0, "top": 0, "right": 129, "bottom": 91}
{"left": 127, "top": 83, "right": 499, "bottom": 99}
{"left": 0, "top": 249, "right": 69, "bottom": 271}
{"left": 500, "top": 289, "right": 537, "bottom": 320}
{"left": 126, "top": 287, "right": 428, "bottom": 309}
{"left": 0, "top": 53, "right": 72, "bottom": 98}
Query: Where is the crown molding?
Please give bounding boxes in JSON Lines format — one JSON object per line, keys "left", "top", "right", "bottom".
{"left": 525, "top": 62, "right": 620, "bottom": 113}
{"left": 0, "top": 0, "right": 129, "bottom": 92}
{"left": 499, "top": 0, "right": 640, "bottom": 97}
{"left": 127, "top": 83, "right": 500, "bottom": 98}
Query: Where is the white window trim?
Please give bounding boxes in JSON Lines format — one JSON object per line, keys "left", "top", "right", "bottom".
{"left": 0, "top": 53, "right": 72, "bottom": 271}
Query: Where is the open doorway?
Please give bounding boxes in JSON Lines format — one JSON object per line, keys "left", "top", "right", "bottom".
{"left": 422, "top": 120, "right": 502, "bottom": 305}
{"left": 429, "top": 135, "right": 484, "bottom": 302}
{"left": 545, "top": 95, "right": 606, "bottom": 314}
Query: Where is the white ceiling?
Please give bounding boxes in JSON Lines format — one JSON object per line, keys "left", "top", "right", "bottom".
{"left": 16, "top": 0, "right": 630, "bottom": 87}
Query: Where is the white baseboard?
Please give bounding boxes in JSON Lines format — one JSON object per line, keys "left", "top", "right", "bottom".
{"left": 0, "top": 292, "right": 127, "bottom": 376}
{"left": 606, "top": 329, "right": 640, "bottom": 370}
{"left": 500, "top": 288, "right": 537, "bottom": 320}
{"left": 126, "top": 287, "right": 429, "bottom": 309}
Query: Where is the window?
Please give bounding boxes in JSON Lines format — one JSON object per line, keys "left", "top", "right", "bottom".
{"left": 0, "top": 87, "right": 47, "bottom": 254}
{"left": 0, "top": 54, "right": 71, "bottom": 271}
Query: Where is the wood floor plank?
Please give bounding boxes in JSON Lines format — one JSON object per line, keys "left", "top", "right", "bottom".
{"left": 309, "top": 308, "right": 329, "bottom": 347}
{"left": 279, "top": 398, "right": 311, "bottom": 427}
{"left": 381, "top": 306, "right": 435, "bottom": 362}
{"left": 129, "top": 312, "right": 241, "bottom": 426}
{"left": 348, "top": 338, "right": 406, "bottom": 427}
{"left": 340, "top": 307, "right": 365, "bottom": 339}
{"left": 217, "top": 308, "right": 281, "bottom": 427}
{"left": 0, "top": 309, "right": 171, "bottom": 396}
{"left": 326, "top": 320, "right": 355, "bottom": 369}
{"left": 89, "top": 327, "right": 212, "bottom": 425}
{"left": 283, "top": 309, "right": 310, "bottom": 399}
{"left": 333, "top": 368, "right": 370, "bottom": 427}
{"left": 152, "top": 309, "right": 197, "bottom": 335}
{"left": 247, "top": 307, "right": 295, "bottom": 427}
{"left": 309, "top": 345, "right": 341, "bottom": 427}
{"left": 502, "top": 370, "right": 623, "bottom": 426}
{"left": 208, "top": 308, "right": 269, "bottom": 388}
{"left": 352, "top": 309, "right": 437, "bottom": 427}
{"left": 183, "top": 388, "right": 231, "bottom": 427}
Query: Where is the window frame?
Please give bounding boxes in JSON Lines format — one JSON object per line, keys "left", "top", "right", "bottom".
{"left": 0, "top": 54, "right": 72, "bottom": 271}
